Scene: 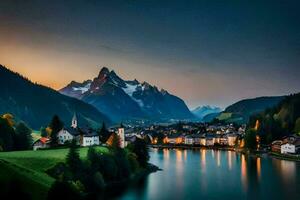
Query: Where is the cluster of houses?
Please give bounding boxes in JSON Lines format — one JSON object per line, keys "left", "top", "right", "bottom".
{"left": 162, "top": 132, "right": 239, "bottom": 147}
{"left": 33, "top": 113, "right": 125, "bottom": 150}
{"left": 271, "top": 135, "right": 300, "bottom": 155}
{"left": 150, "top": 124, "right": 245, "bottom": 147}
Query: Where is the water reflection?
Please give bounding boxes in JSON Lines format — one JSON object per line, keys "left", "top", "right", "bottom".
{"left": 217, "top": 150, "right": 221, "bottom": 167}
{"left": 119, "top": 149, "right": 300, "bottom": 200}
{"left": 241, "top": 154, "right": 247, "bottom": 191}
{"left": 228, "top": 151, "right": 232, "bottom": 170}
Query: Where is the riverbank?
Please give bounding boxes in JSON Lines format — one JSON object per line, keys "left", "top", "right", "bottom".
{"left": 150, "top": 144, "right": 235, "bottom": 151}
{"left": 269, "top": 152, "right": 300, "bottom": 162}
{"left": 150, "top": 144, "right": 300, "bottom": 162}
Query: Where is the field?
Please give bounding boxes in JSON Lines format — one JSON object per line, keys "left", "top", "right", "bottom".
{"left": 0, "top": 146, "right": 109, "bottom": 199}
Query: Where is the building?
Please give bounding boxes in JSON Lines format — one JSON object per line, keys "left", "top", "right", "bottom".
{"left": 33, "top": 137, "right": 50, "bottom": 150}
{"left": 71, "top": 112, "right": 78, "bottom": 128}
{"left": 81, "top": 133, "right": 100, "bottom": 147}
{"left": 118, "top": 124, "right": 126, "bottom": 148}
{"left": 166, "top": 133, "right": 184, "bottom": 144}
{"left": 271, "top": 140, "right": 282, "bottom": 153}
{"left": 281, "top": 143, "right": 296, "bottom": 154}
{"left": 184, "top": 135, "right": 194, "bottom": 145}
{"left": 227, "top": 134, "right": 237, "bottom": 146}
{"left": 57, "top": 127, "right": 80, "bottom": 145}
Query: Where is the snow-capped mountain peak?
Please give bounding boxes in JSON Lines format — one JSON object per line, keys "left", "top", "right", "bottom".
{"left": 60, "top": 67, "right": 194, "bottom": 122}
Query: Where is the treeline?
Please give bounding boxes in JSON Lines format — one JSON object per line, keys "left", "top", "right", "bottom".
{"left": 0, "top": 114, "right": 32, "bottom": 151}
{"left": 47, "top": 137, "right": 150, "bottom": 199}
{"left": 245, "top": 93, "right": 300, "bottom": 148}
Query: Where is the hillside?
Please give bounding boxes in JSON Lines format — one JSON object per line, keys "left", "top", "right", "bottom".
{"left": 0, "top": 147, "right": 108, "bottom": 200}
{"left": 213, "top": 96, "right": 284, "bottom": 124}
{"left": 60, "top": 67, "right": 194, "bottom": 122}
{"left": 192, "top": 105, "right": 221, "bottom": 120}
{"left": 249, "top": 93, "right": 300, "bottom": 144}
{"left": 0, "top": 65, "right": 111, "bottom": 129}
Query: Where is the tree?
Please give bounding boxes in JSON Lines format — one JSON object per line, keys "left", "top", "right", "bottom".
{"left": 244, "top": 129, "right": 257, "bottom": 151}
{"left": 15, "top": 122, "right": 32, "bottom": 150}
{"left": 49, "top": 115, "right": 63, "bottom": 146}
{"left": 2, "top": 113, "right": 15, "bottom": 127}
{"left": 0, "top": 117, "right": 15, "bottom": 151}
{"left": 40, "top": 127, "right": 48, "bottom": 137}
{"left": 130, "top": 138, "right": 150, "bottom": 168}
{"left": 66, "top": 140, "right": 82, "bottom": 180}
{"left": 47, "top": 181, "right": 82, "bottom": 200}
{"left": 98, "top": 122, "right": 110, "bottom": 143}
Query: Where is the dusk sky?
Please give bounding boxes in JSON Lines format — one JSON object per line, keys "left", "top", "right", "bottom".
{"left": 0, "top": 0, "right": 299, "bottom": 109}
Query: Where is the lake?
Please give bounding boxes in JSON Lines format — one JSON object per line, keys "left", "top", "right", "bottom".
{"left": 118, "top": 148, "right": 300, "bottom": 200}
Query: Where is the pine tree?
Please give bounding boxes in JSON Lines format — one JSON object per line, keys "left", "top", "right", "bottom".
{"left": 49, "top": 115, "right": 63, "bottom": 146}
{"left": 66, "top": 140, "right": 82, "bottom": 180}
{"left": 15, "top": 122, "right": 32, "bottom": 150}
{"left": 0, "top": 117, "right": 15, "bottom": 151}
{"left": 40, "top": 127, "right": 48, "bottom": 137}
{"left": 98, "top": 122, "right": 110, "bottom": 143}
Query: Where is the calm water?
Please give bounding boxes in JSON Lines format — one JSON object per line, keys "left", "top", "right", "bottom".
{"left": 118, "top": 148, "right": 300, "bottom": 200}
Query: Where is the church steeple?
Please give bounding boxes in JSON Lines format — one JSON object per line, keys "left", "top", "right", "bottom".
{"left": 71, "top": 112, "right": 77, "bottom": 128}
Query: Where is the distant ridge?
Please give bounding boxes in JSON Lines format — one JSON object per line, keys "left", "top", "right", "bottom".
{"left": 213, "top": 96, "right": 285, "bottom": 124}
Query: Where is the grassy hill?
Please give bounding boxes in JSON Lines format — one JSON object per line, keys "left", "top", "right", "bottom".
{"left": 0, "top": 147, "right": 108, "bottom": 199}
{"left": 211, "top": 96, "right": 284, "bottom": 124}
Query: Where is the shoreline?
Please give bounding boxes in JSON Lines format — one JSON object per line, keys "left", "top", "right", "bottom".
{"left": 149, "top": 144, "right": 300, "bottom": 162}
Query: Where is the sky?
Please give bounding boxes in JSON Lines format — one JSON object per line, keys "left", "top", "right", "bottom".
{"left": 0, "top": 0, "right": 299, "bottom": 109}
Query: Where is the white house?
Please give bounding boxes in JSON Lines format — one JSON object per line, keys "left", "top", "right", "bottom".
{"left": 57, "top": 128, "right": 77, "bottom": 144}
{"left": 184, "top": 135, "right": 193, "bottom": 145}
{"left": 281, "top": 143, "right": 296, "bottom": 154}
{"left": 57, "top": 113, "right": 80, "bottom": 145}
{"left": 33, "top": 137, "right": 50, "bottom": 150}
{"left": 81, "top": 134, "right": 100, "bottom": 147}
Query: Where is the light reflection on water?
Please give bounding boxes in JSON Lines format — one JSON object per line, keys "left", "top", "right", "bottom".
{"left": 119, "top": 148, "right": 300, "bottom": 200}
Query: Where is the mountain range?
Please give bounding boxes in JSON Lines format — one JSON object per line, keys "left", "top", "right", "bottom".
{"left": 60, "top": 67, "right": 194, "bottom": 122}
{"left": 0, "top": 65, "right": 110, "bottom": 129}
{"left": 192, "top": 105, "right": 222, "bottom": 120}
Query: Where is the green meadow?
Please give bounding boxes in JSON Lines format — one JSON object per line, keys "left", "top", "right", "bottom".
{"left": 0, "top": 147, "right": 109, "bottom": 199}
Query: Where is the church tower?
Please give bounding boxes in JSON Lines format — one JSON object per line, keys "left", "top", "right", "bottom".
{"left": 71, "top": 112, "right": 78, "bottom": 128}
{"left": 117, "top": 123, "right": 125, "bottom": 148}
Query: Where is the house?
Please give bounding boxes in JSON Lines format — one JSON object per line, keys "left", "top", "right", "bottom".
{"left": 271, "top": 140, "right": 282, "bottom": 153}
{"left": 57, "top": 127, "right": 80, "bottom": 145}
{"left": 184, "top": 134, "right": 202, "bottom": 145}
{"left": 81, "top": 133, "right": 100, "bottom": 147}
{"left": 281, "top": 143, "right": 296, "bottom": 154}
{"left": 184, "top": 135, "right": 194, "bottom": 145}
{"left": 166, "top": 133, "right": 184, "bottom": 144}
{"left": 33, "top": 137, "right": 50, "bottom": 150}
{"left": 280, "top": 136, "right": 300, "bottom": 154}
{"left": 227, "top": 134, "right": 237, "bottom": 146}
{"left": 57, "top": 113, "right": 81, "bottom": 145}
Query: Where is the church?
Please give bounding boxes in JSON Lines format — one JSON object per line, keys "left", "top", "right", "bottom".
{"left": 57, "top": 113, "right": 100, "bottom": 147}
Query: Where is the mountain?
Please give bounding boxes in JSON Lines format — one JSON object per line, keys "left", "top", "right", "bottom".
{"left": 214, "top": 96, "right": 285, "bottom": 124}
{"left": 202, "top": 112, "right": 221, "bottom": 123}
{"left": 60, "top": 67, "right": 194, "bottom": 122}
{"left": 0, "top": 65, "right": 111, "bottom": 129}
{"left": 248, "top": 93, "right": 300, "bottom": 144}
{"left": 192, "top": 105, "right": 222, "bottom": 120}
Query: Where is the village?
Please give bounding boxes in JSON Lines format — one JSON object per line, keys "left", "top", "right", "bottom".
{"left": 33, "top": 114, "right": 300, "bottom": 157}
